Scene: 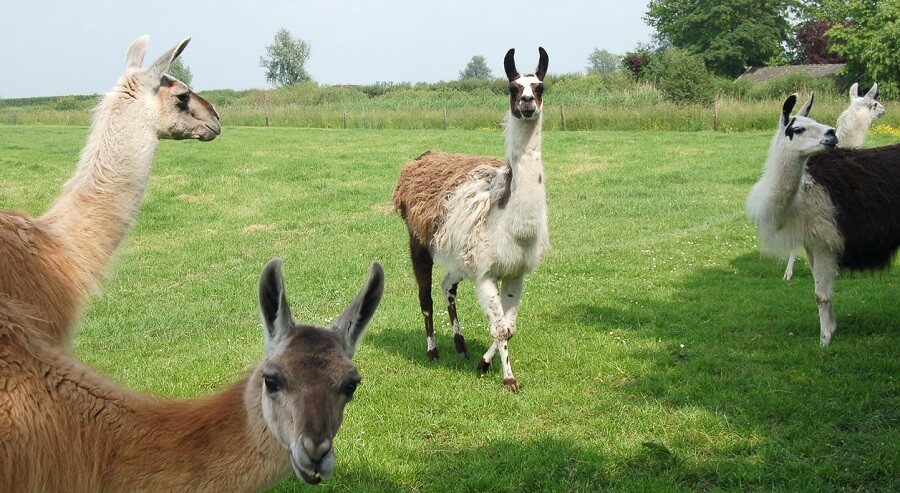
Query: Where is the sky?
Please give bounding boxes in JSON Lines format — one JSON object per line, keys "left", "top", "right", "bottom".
{"left": 0, "top": 1, "right": 653, "bottom": 99}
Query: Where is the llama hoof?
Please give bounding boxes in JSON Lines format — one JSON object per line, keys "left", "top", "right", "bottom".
{"left": 453, "top": 334, "right": 469, "bottom": 359}
{"left": 427, "top": 348, "right": 439, "bottom": 361}
{"left": 476, "top": 359, "right": 491, "bottom": 374}
{"left": 503, "top": 378, "right": 520, "bottom": 393}
{"left": 783, "top": 272, "right": 793, "bottom": 281}
{"left": 820, "top": 333, "right": 833, "bottom": 347}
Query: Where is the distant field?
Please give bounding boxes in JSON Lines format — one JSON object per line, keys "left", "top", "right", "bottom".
{"left": 0, "top": 125, "right": 897, "bottom": 492}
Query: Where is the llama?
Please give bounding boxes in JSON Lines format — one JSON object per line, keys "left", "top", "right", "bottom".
{"left": 0, "top": 35, "right": 220, "bottom": 345}
{"left": 0, "top": 259, "right": 384, "bottom": 491}
{"left": 392, "top": 48, "right": 549, "bottom": 392}
{"left": 782, "top": 82, "right": 885, "bottom": 279}
{"left": 746, "top": 93, "right": 900, "bottom": 346}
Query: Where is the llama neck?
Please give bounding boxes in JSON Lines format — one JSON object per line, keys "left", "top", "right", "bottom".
{"left": 835, "top": 109, "right": 869, "bottom": 149}
{"left": 505, "top": 113, "right": 545, "bottom": 199}
{"left": 42, "top": 91, "right": 159, "bottom": 285}
{"left": 754, "top": 139, "right": 808, "bottom": 221}
{"left": 48, "top": 353, "right": 288, "bottom": 491}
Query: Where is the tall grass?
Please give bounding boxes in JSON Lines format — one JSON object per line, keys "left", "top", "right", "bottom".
{"left": 1, "top": 126, "right": 897, "bottom": 492}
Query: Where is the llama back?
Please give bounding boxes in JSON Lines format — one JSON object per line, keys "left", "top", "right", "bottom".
{"left": 392, "top": 150, "right": 507, "bottom": 244}
{"left": 806, "top": 144, "right": 900, "bottom": 270}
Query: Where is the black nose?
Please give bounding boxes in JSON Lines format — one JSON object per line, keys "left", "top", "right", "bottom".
{"left": 822, "top": 128, "right": 838, "bottom": 147}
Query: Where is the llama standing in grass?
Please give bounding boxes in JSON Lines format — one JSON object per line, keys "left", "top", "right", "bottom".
{"left": 392, "top": 48, "right": 549, "bottom": 392}
{"left": 746, "top": 93, "right": 900, "bottom": 346}
{"left": 0, "top": 259, "right": 384, "bottom": 491}
{"left": 782, "top": 82, "right": 885, "bottom": 279}
{"left": 0, "top": 35, "right": 220, "bottom": 345}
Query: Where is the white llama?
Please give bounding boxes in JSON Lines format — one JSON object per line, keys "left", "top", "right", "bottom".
{"left": 0, "top": 35, "right": 220, "bottom": 345}
{"left": 747, "top": 93, "right": 900, "bottom": 346}
{"left": 0, "top": 259, "right": 384, "bottom": 491}
{"left": 783, "top": 82, "right": 885, "bottom": 279}
{"left": 392, "top": 48, "right": 550, "bottom": 392}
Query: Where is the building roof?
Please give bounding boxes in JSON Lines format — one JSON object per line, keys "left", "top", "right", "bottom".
{"left": 736, "top": 64, "right": 846, "bottom": 83}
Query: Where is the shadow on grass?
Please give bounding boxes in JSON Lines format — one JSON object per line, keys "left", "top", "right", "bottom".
{"left": 568, "top": 252, "right": 899, "bottom": 489}
{"left": 368, "top": 317, "right": 491, "bottom": 374}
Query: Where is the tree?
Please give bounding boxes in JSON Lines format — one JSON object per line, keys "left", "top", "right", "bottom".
{"left": 621, "top": 42, "right": 658, "bottom": 80}
{"left": 644, "top": 0, "right": 794, "bottom": 77}
{"left": 803, "top": 0, "right": 899, "bottom": 95}
{"left": 459, "top": 55, "right": 493, "bottom": 80}
{"left": 165, "top": 58, "right": 193, "bottom": 86}
{"left": 586, "top": 48, "right": 621, "bottom": 74}
{"left": 793, "top": 20, "right": 846, "bottom": 64}
{"left": 260, "top": 28, "right": 312, "bottom": 86}
{"left": 646, "top": 48, "right": 716, "bottom": 105}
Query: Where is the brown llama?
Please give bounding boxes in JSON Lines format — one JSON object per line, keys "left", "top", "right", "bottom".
{"left": 392, "top": 48, "right": 550, "bottom": 392}
{"left": 0, "top": 35, "right": 220, "bottom": 345}
{"left": 0, "top": 259, "right": 384, "bottom": 491}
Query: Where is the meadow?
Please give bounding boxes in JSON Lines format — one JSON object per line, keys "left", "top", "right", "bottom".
{"left": 0, "top": 123, "right": 897, "bottom": 492}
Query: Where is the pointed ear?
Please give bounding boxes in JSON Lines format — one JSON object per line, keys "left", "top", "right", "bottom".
{"left": 259, "top": 258, "right": 295, "bottom": 353}
{"left": 332, "top": 262, "right": 385, "bottom": 359}
{"left": 781, "top": 94, "right": 797, "bottom": 128}
{"left": 798, "top": 92, "right": 814, "bottom": 117}
{"left": 504, "top": 48, "right": 519, "bottom": 81}
{"left": 125, "top": 35, "right": 150, "bottom": 72}
{"left": 535, "top": 47, "right": 549, "bottom": 81}
{"left": 865, "top": 82, "right": 878, "bottom": 100}
{"left": 848, "top": 82, "right": 859, "bottom": 98}
{"left": 146, "top": 36, "right": 191, "bottom": 83}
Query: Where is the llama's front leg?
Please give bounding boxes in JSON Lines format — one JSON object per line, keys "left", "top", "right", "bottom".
{"left": 500, "top": 276, "right": 524, "bottom": 335}
{"left": 784, "top": 248, "right": 798, "bottom": 280}
{"left": 810, "top": 251, "right": 838, "bottom": 346}
{"left": 474, "top": 276, "right": 518, "bottom": 392}
{"left": 409, "top": 234, "right": 438, "bottom": 360}
{"left": 441, "top": 273, "right": 468, "bottom": 358}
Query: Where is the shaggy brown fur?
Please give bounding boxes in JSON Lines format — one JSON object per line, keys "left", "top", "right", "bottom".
{"left": 392, "top": 150, "right": 507, "bottom": 243}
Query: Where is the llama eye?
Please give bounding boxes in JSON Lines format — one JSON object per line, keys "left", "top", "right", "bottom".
{"left": 343, "top": 378, "right": 361, "bottom": 397}
{"left": 793, "top": 126, "right": 805, "bottom": 135}
{"left": 534, "top": 85, "right": 544, "bottom": 96}
{"left": 175, "top": 92, "right": 190, "bottom": 110}
{"left": 263, "top": 374, "right": 280, "bottom": 393}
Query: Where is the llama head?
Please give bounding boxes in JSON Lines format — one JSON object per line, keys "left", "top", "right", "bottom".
{"left": 257, "top": 259, "right": 384, "bottom": 484}
{"left": 504, "top": 47, "right": 549, "bottom": 120}
{"left": 837, "top": 82, "right": 885, "bottom": 145}
{"left": 778, "top": 93, "right": 837, "bottom": 155}
{"left": 120, "top": 35, "right": 220, "bottom": 141}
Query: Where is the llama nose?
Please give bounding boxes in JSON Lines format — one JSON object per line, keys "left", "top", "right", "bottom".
{"left": 301, "top": 435, "right": 333, "bottom": 463}
{"left": 822, "top": 128, "right": 838, "bottom": 147}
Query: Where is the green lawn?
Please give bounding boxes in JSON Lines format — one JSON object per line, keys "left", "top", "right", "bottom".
{"left": 1, "top": 125, "right": 897, "bottom": 492}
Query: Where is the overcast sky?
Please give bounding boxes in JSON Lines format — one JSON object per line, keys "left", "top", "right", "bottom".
{"left": 0, "top": 1, "right": 653, "bottom": 99}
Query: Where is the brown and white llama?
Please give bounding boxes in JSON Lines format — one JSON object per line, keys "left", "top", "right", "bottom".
{"left": 392, "top": 48, "right": 550, "bottom": 392}
{"left": 0, "top": 259, "right": 384, "bottom": 491}
{"left": 746, "top": 93, "right": 900, "bottom": 346}
{"left": 0, "top": 35, "right": 220, "bottom": 345}
{"left": 782, "top": 82, "right": 885, "bottom": 279}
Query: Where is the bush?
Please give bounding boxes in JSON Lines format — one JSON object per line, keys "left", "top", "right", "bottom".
{"left": 646, "top": 48, "right": 716, "bottom": 105}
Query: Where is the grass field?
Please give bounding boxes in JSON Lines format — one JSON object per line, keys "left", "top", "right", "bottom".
{"left": 1, "top": 124, "right": 898, "bottom": 492}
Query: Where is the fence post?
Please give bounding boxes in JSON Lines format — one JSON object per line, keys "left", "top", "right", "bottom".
{"left": 342, "top": 109, "right": 347, "bottom": 129}
{"left": 560, "top": 105, "right": 566, "bottom": 131}
{"left": 442, "top": 108, "right": 447, "bottom": 131}
{"left": 713, "top": 99, "right": 719, "bottom": 132}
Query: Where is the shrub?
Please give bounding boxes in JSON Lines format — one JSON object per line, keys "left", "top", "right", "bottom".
{"left": 646, "top": 48, "right": 716, "bottom": 105}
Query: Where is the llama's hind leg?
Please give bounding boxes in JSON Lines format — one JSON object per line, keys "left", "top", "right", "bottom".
{"left": 810, "top": 250, "right": 839, "bottom": 346}
{"left": 474, "top": 276, "right": 518, "bottom": 392}
{"left": 441, "top": 273, "right": 468, "bottom": 358}
{"left": 409, "top": 234, "right": 437, "bottom": 360}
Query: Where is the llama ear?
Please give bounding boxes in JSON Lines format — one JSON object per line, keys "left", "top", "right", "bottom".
{"left": 535, "top": 47, "right": 549, "bottom": 81}
{"left": 146, "top": 36, "right": 191, "bottom": 83}
{"left": 504, "top": 49, "right": 519, "bottom": 81}
{"left": 259, "top": 258, "right": 296, "bottom": 352}
{"left": 781, "top": 94, "right": 797, "bottom": 128}
{"left": 848, "top": 82, "right": 859, "bottom": 98}
{"left": 865, "top": 82, "right": 878, "bottom": 100}
{"left": 125, "top": 35, "right": 150, "bottom": 72}
{"left": 331, "top": 262, "right": 385, "bottom": 359}
{"left": 798, "top": 92, "right": 814, "bottom": 118}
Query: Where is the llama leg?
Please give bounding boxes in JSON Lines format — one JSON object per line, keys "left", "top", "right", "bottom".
{"left": 500, "top": 276, "right": 524, "bottom": 336}
{"left": 784, "top": 248, "right": 798, "bottom": 280}
{"left": 810, "top": 251, "right": 839, "bottom": 346}
{"left": 441, "top": 273, "right": 468, "bottom": 358}
{"left": 474, "top": 276, "right": 518, "bottom": 391}
{"left": 409, "top": 234, "right": 437, "bottom": 360}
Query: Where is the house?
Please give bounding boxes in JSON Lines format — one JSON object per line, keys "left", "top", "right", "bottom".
{"left": 736, "top": 64, "right": 846, "bottom": 84}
